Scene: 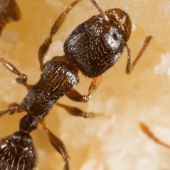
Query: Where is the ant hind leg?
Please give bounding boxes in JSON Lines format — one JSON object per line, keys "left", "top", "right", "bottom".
{"left": 40, "top": 120, "right": 70, "bottom": 170}
{"left": 56, "top": 102, "right": 107, "bottom": 119}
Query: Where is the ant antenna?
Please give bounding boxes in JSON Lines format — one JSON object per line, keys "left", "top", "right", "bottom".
{"left": 90, "top": 0, "right": 109, "bottom": 23}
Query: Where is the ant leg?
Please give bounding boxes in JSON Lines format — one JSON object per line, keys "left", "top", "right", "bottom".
{"left": 0, "top": 103, "right": 24, "bottom": 118}
{"left": 125, "top": 36, "right": 152, "bottom": 74}
{"left": 56, "top": 102, "right": 106, "bottom": 119}
{"left": 40, "top": 120, "right": 70, "bottom": 170}
{"left": 0, "top": 58, "right": 32, "bottom": 91}
{"left": 140, "top": 122, "right": 170, "bottom": 149}
{"left": 38, "top": 0, "right": 82, "bottom": 71}
{"left": 66, "top": 74, "right": 103, "bottom": 102}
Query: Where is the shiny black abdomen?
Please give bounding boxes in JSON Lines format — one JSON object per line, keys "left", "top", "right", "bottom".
{"left": 64, "top": 9, "right": 125, "bottom": 78}
{"left": 21, "top": 60, "right": 79, "bottom": 119}
{"left": 0, "top": 136, "right": 37, "bottom": 170}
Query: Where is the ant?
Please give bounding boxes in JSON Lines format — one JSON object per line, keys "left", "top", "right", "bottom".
{"left": 0, "top": 0, "right": 21, "bottom": 35}
{"left": 0, "top": 0, "right": 152, "bottom": 169}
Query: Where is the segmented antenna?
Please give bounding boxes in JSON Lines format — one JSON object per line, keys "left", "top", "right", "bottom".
{"left": 90, "top": 0, "right": 109, "bottom": 23}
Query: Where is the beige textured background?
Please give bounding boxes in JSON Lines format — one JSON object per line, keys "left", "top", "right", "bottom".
{"left": 0, "top": 0, "right": 170, "bottom": 169}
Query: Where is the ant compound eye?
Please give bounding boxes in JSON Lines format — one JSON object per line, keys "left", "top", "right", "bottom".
{"left": 19, "top": 114, "right": 38, "bottom": 133}
{"left": 0, "top": 135, "right": 38, "bottom": 169}
{"left": 11, "top": 131, "right": 33, "bottom": 148}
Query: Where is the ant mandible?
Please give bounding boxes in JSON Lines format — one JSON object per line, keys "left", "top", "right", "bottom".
{"left": 0, "top": 0, "right": 152, "bottom": 169}
{"left": 0, "top": 0, "right": 21, "bottom": 35}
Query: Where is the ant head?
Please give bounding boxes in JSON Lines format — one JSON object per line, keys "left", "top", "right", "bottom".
{"left": 11, "top": 131, "right": 33, "bottom": 148}
{"left": 104, "top": 8, "right": 132, "bottom": 42}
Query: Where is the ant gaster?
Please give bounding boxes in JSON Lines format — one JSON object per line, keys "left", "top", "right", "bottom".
{"left": 0, "top": 0, "right": 21, "bottom": 35}
{"left": 0, "top": 0, "right": 152, "bottom": 169}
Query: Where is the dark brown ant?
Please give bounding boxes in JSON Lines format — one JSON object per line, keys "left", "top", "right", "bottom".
{"left": 0, "top": 0, "right": 21, "bottom": 35}
{"left": 0, "top": 0, "right": 152, "bottom": 169}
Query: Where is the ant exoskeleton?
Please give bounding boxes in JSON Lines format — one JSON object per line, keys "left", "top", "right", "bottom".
{"left": 0, "top": 0, "right": 152, "bottom": 169}
{"left": 0, "top": 0, "right": 21, "bottom": 35}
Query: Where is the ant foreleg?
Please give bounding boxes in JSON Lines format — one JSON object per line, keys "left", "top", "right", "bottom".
{"left": 125, "top": 36, "right": 152, "bottom": 74}
{"left": 38, "top": 0, "right": 82, "bottom": 71}
{"left": 56, "top": 102, "right": 106, "bottom": 119}
{"left": 40, "top": 121, "right": 70, "bottom": 170}
{"left": 66, "top": 74, "right": 103, "bottom": 102}
{"left": 0, "top": 58, "right": 32, "bottom": 90}
{"left": 0, "top": 103, "right": 24, "bottom": 118}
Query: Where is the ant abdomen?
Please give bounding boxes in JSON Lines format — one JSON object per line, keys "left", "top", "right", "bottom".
{"left": 0, "top": 132, "right": 37, "bottom": 170}
{"left": 0, "top": 114, "right": 38, "bottom": 170}
{"left": 64, "top": 8, "right": 132, "bottom": 78}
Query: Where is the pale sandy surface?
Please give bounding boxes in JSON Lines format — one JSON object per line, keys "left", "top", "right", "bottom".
{"left": 0, "top": 0, "right": 170, "bottom": 170}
